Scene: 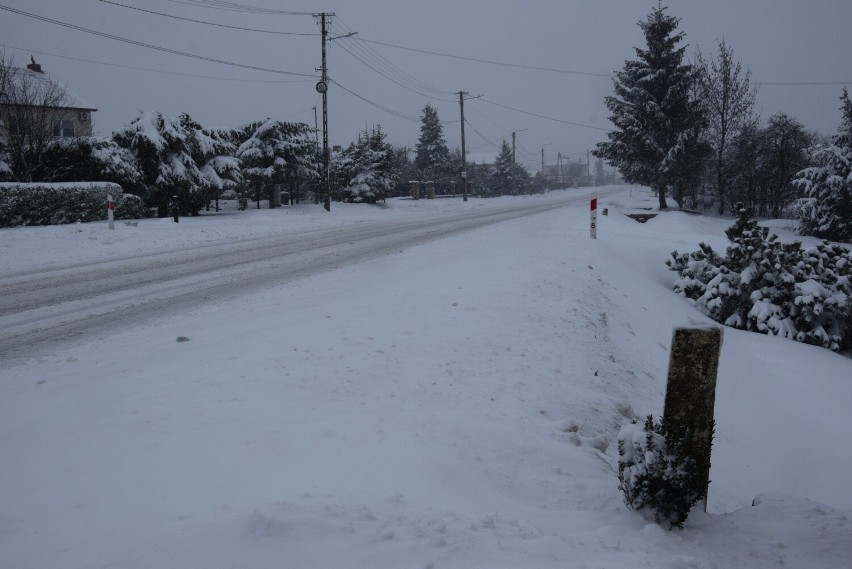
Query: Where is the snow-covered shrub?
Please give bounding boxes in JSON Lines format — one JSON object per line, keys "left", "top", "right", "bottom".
{"left": 114, "top": 193, "right": 146, "bottom": 220}
{"left": 0, "top": 181, "right": 139, "bottom": 227}
{"left": 668, "top": 204, "right": 852, "bottom": 351}
{"left": 792, "top": 242, "right": 852, "bottom": 351}
{"left": 617, "top": 415, "right": 709, "bottom": 529}
{"left": 0, "top": 140, "right": 12, "bottom": 182}
{"left": 667, "top": 243, "right": 724, "bottom": 299}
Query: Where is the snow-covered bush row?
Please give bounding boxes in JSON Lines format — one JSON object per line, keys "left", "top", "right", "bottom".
{"left": 668, "top": 205, "right": 852, "bottom": 352}
{"left": 0, "top": 182, "right": 143, "bottom": 227}
{"left": 617, "top": 415, "right": 709, "bottom": 529}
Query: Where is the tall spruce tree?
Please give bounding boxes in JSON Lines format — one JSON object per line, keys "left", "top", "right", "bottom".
{"left": 594, "top": 4, "right": 704, "bottom": 210}
{"left": 796, "top": 89, "right": 852, "bottom": 242}
{"left": 488, "top": 140, "right": 515, "bottom": 197}
{"left": 414, "top": 103, "right": 450, "bottom": 180}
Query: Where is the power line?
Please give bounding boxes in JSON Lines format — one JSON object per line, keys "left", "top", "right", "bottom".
{"left": 332, "top": 40, "right": 455, "bottom": 102}
{"left": 331, "top": 17, "right": 453, "bottom": 99}
{"left": 331, "top": 79, "right": 419, "bottom": 122}
{"left": 476, "top": 97, "right": 612, "bottom": 132}
{"left": 464, "top": 118, "right": 499, "bottom": 149}
{"left": 98, "top": 0, "right": 318, "bottom": 36}
{"left": 756, "top": 81, "right": 851, "bottom": 86}
{"left": 468, "top": 105, "right": 512, "bottom": 133}
{"left": 165, "top": 0, "right": 313, "bottom": 15}
{"left": 0, "top": 43, "right": 313, "bottom": 84}
{"left": 357, "top": 37, "right": 613, "bottom": 79}
{"left": 0, "top": 4, "right": 318, "bottom": 78}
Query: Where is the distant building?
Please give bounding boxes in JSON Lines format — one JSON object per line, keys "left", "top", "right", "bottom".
{"left": 0, "top": 57, "right": 97, "bottom": 144}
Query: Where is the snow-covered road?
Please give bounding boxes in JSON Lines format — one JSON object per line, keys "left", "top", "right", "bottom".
{"left": 0, "top": 190, "right": 619, "bottom": 361}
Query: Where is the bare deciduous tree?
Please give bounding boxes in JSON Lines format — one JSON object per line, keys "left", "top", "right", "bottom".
{"left": 0, "top": 51, "right": 73, "bottom": 182}
{"left": 695, "top": 40, "right": 758, "bottom": 214}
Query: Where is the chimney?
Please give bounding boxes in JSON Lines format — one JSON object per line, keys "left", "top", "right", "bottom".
{"left": 26, "top": 56, "right": 43, "bottom": 74}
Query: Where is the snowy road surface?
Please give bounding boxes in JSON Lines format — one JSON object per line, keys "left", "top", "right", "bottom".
{"left": 0, "top": 190, "right": 618, "bottom": 361}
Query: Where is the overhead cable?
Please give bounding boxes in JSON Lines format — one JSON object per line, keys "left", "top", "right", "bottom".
{"left": 477, "top": 98, "right": 612, "bottom": 132}
{"left": 331, "top": 79, "right": 419, "bottom": 122}
{"left": 0, "top": 5, "right": 318, "bottom": 78}
{"left": 98, "top": 0, "right": 318, "bottom": 35}
{"left": 0, "top": 43, "right": 313, "bottom": 84}
{"left": 165, "top": 0, "right": 313, "bottom": 15}
{"left": 357, "top": 37, "right": 613, "bottom": 79}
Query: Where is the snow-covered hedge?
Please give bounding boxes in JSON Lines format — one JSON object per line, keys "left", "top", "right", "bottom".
{"left": 668, "top": 205, "right": 852, "bottom": 351}
{"left": 0, "top": 182, "right": 144, "bottom": 227}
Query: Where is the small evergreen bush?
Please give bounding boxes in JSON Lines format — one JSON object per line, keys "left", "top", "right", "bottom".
{"left": 668, "top": 204, "right": 852, "bottom": 351}
{"left": 617, "top": 415, "right": 709, "bottom": 529}
{"left": 114, "top": 193, "right": 146, "bottom": 220}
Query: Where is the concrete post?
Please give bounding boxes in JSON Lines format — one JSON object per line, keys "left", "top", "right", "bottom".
{"left": 663, "top": 327, "right": 722, "bottom": 510}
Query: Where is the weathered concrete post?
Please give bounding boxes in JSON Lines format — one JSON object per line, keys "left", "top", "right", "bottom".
{"left": 663, "top": 326, "right": 722, "bottom": 510}
{"left": 426, "top": 181, "right": 436, "bottom": 199}
{"left": 409, "top": 181, "right": 420, "bottom": 200}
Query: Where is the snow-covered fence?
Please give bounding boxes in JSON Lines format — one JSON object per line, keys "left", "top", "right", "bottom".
{"left": 0, "top": 182, "right": 145, "bottom": 227}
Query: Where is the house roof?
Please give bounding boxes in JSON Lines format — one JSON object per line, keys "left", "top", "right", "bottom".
{"left": 4, "top": 67, "right": 97, "bottom": 112}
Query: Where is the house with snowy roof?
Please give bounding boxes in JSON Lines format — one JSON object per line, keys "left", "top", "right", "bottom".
{"left": 0, "top": 57, "right": 97, "bottom": 145}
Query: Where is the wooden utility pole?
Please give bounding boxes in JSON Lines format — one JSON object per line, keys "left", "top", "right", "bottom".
{"left": 457, "top": 91, "right": 468, "bottom": 202}
{"left": 512, "top": 131, "right": 517, "bottom": 195}
{"left": 315, "top": 12, "right": 333, "bottom": 212}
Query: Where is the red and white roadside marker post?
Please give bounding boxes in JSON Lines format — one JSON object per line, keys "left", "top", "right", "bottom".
{"left": 107, "top": 194, "right": 115, "bottom": 230}
{"left": 590, "top": 192, "right": 598, "bottom": 239}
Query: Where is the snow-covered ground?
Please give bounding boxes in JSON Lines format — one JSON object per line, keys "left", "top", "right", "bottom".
{"left": 1, "top": 187, "right": 850, "bottom": 568}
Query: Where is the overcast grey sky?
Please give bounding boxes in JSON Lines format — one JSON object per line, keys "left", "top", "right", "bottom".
{"left": 2, "top": 0, "right": 850, "bottom": 169}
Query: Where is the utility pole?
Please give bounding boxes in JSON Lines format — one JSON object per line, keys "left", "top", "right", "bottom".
{"left": 587, "top": 149, "right": 591, "bottom": 182}
{"left": 557, "top": 152, "right": 563, "bottom": 186}
{"left": 457, "top": 91, "right": 468, "bottom": 202}
{"left": 511, "top": 128, "right": 528, "bottom": 195}
{"left": 512, "top": 132, "right": 516, "bottom": 195}
{"left": 312, "top": 106, "right": 319, "bottom": 149}
{"left": 315, "top": 12, "right": 333, "bottom": 212}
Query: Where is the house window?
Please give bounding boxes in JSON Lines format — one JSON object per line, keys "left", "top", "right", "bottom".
{"left": 9, "top": 117, "right": 32, "bottom": 136}
{"left": 53, "top": 120, "right": 75, "bottom": 138}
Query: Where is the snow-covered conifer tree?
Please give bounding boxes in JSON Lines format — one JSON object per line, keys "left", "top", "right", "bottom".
{"left": 39, "top": 136, "right": 144, "bottom": 195}
{"left": 179, "top": 113, "right": 241, "bottom": 211}
{"left": 333, "top": 126, "right": 395, "bottom": 203}
{"left": 113, "top": 110, "right": 205, "bottom": 217}
{"left": 796, "top": 89, "right": 852, "bottom": 243}
{"left": 414, "top": 104, "right": 450, "bottom": 181}
{"left": 594, "top": 5, "right": 704, "bottom": 209}
{"left": 487, "top": 140, "right": 515, "bottom": 197}
{"left": 233, "top": 119, "right": 318, "bottom": 208}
